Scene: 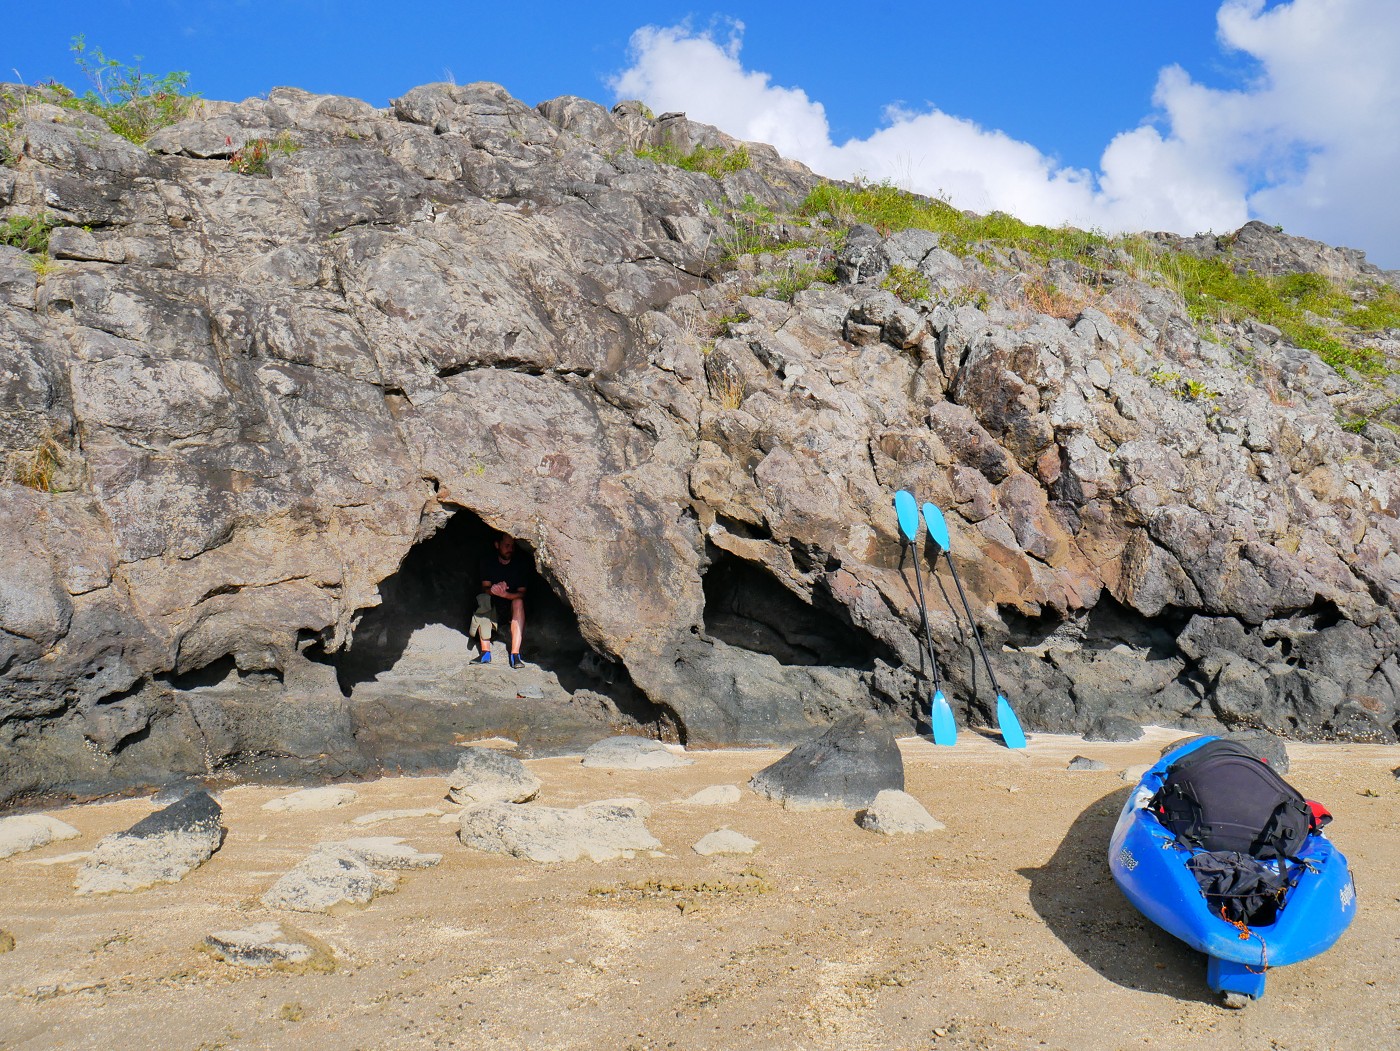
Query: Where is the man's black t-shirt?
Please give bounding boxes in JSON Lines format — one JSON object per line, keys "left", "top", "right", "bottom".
{"left": 480, "top": 554, "right": 529, "bottom": 594}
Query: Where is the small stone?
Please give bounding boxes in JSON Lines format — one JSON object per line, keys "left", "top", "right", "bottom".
{"left": 262, "top": 787, "right": 358, "bottom": 813}
{"left": 1120, "top": 764, "right": 1151, "bottom": 782}
{"left": 204, "top": 922, "right": 321, "bottom": 967}
{"left": 261, "top": 845, "right": 399, "bottom": 913}
{"left": 0, "top": 815, "right": 81, "bottom": 860}
{"left": 692, "top": 829, "right": 758, "bottom": 856}
{"left": 324, "top": 837, "right": 442, "bottom": 869}
{"left": 447, "top": 747, "right": 541, "bottom": 805}
{"left": 516, "top": 684, "right": 544, "bottom": 700}
{"left": 1067, "top": 756, "right": 1109, "bottom": 771}
{"left": 581, "top": 736, "right": 693, "bottom": 770}
{"left": 0, "top": 930, "right": 14, "bottom": 953}
{"left": 678, "top": 785, "right": 742, "bottom": 806}
{"left": 151, "top": 779, "right": 217, "bottom": 807}
{"left": 350, "top": 808, "right": 444, "bottom": 826}
{"left": 858, "top": 790, "right": 944, "bottom": 834}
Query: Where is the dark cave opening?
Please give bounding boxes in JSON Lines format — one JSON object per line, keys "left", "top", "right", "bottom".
{"left": 332, "top": 509, "right": 584, "bottom": 692}
{"left": 328, "top": 507, "right": 663, "bottom": 725}
{"left": 701, "top": 545, "right": 878, "bottom": 668}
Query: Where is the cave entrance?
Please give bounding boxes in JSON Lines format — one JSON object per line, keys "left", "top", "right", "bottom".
{"left": 701, "top": 546, "right": 877, "bottom": 668}
{"left": 333, "top": 508, "right": 596, "bottom": 695}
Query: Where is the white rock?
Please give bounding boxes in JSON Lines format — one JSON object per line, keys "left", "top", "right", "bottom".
{"left": 1121, "top": 764, "right": 1152, "bottom": 782}
{"left": 20, "top": 851, "right": 90, "bottom": 866}
{"left": 0, "top": 815, "right": 81, "bottom": 859}
{"left": 586, "top": 797, "right": 652, "bottom": 819}
{"left": 262, "top": 787, "right": 358, "bottom": 813}
{"left": 324, "top": 837, "right": 442, "bottom": 869}
{"left": 678, "top": 785, "right": 741, "bottom": 806}
{"left": 261, "top": 845, "right": 399, "bottom": 913}
{"left": 350, "top": 808, "right": 444, "bottom": 826}
{"left": 75, "top": 793, "right": 224, "bottom": 894}
{"left": 76, "top": 830, "right": 221, "bottom": 894}
{"left": 858, "top": 790, "right": 945, "bottom": 835}
{"left": 446, "top": 747, "right": 541, "bottom": 805}
{"left": 692, "top": 829, "right": 759, "bottom": 856}
{"left": 459, "top": 799, "right": 660, "bottom": 863}
{"left": 580, "top": 736, "right": 693, "bottom": 771}
{"left": 205, "top": 922, "right": 318, "bottom": 967}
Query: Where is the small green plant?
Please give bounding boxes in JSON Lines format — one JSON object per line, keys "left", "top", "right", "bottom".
{"left": 62, "top": 36, "right": 199, "bottom": 144}
{"left": 759, "top": 260, "right": 835, "bottom": 302}
{"left": 1149, "top": 368, "right": 1182, "bottom": 389}
{"left": 881, "top": 263, "right": 930, "bottom": 304}
{"left": 1180, "top": 378, "right": 1218, "bottom": 401}
{"left": 0, "top": 212, "right": 60, "bottom": 254}
{"left": 1339, "top": 414, "right": 1368, "bottom": 434}
{"left": 712, "top": 309, "right": 751, "bottom": 336}
{"left": 228, "top": 131, "right": 300, "bottom": 175}
{"left": 637, "top": 136, "right": 750, "bottom": 178}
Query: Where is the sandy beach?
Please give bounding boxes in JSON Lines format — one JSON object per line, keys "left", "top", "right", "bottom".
{"left": 1, "top": 728, "right": 1397, "bottom": 1051}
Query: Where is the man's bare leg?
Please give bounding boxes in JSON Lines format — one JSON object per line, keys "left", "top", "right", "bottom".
{"left": 509, "top": 597, "right": 525, "bottom": 657}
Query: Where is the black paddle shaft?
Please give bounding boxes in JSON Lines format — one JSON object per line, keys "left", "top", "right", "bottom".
{"left": 943, "top": 553, "right": 1004, "bottom": 701}
{"left": 905, "top": 539, "right": 944, "bottom": 697}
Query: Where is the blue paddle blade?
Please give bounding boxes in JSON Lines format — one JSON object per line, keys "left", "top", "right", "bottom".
{"left": 921, "top": 502, "right": 950, "bottom": 553}
{"left": 930, "top": 690, "right": 957, "bottom": 747}
{"left": 894, "top": 490, "right": 920, "bottom": 543}
{"left": 996, "top": 695, "right": 1027, "bottom": 749}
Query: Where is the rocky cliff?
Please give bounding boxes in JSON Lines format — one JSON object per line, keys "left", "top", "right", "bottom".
{"left": 2, "top": 81, "right": 1398, "bottom": 805}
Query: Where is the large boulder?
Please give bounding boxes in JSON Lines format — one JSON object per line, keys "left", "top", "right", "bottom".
{"left": 749, "top": 713, "right": 904, "bottom": 810}
{"left": 75, "top": 791, "right": 224, "bottom": 894}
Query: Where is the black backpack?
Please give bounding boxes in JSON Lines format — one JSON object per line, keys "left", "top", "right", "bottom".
{"left": 1152, "top": 739, "right": 1315, "bottom": 863}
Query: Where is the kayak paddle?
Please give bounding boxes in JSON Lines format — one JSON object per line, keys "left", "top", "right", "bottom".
{"left": 894, "top": 490, "right": 956, "bottom": 746}
{"left": 921, "top": 502, "right": 1027, "bottom": 749}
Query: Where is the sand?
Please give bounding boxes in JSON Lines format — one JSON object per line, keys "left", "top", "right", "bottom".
{"left": 1, "top": 728, "right": 1397, "bottom": 1050}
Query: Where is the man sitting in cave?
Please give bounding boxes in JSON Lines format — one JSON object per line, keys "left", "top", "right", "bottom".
{"left": 474, "top": 532, "right": 529, "bottom": 669}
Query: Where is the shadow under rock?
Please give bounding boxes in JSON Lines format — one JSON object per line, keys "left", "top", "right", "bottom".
{"left": 1017, "top": 786, "right": 1214, "bottom": 1003}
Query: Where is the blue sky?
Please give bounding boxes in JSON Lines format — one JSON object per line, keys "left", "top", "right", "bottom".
{"left": 6, "top": 1, "right": 1399, "bottom": 268}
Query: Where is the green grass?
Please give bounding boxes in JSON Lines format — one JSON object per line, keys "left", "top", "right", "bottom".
{"left": 799, "top": 179, "right": 1396, "bottom": 377}
{"left": 0, "top": 212, "right": 61, "bottom": 254}
{"left": 881, "top": 264, "right": 930, "bottom": 304}
{"left": 757, "top": 260, "right": 837, "bottom": 302}
{"left": 637, "top": 136, "right": 750, "bottom": 178}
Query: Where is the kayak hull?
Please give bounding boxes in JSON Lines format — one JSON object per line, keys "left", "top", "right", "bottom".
{"left": 1109, "top": 736, "right": 1357, "bottom": 998}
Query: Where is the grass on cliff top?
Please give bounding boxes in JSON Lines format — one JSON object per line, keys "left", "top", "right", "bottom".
{"left": 0, "top": 212, "right": 61, "bottom": 255}
{"left": 800, "top": 180, "right": 1399, "bottom": 376}
{"left": 636, "top": 136, "right": 751, "bottom": 178}
{"left": 0, "top": 38, "right": 199, "bottom": 147}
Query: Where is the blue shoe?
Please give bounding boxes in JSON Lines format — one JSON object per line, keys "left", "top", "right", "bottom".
{"left": 509, "top": 653, "right": 526, "bottom": 670}
{"left": 473, "top": 651, "right": 492, "bottom": 664}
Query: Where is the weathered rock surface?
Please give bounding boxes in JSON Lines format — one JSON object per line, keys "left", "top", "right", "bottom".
{"left": 458, "top": 799, "right": 660, "bottom": 862}
{"left": 325, "top": 836, "right": 442, "bottom": 869}
{"left": 75, "top": 791, "right": 224, "bottom": 894}
{"left": 1084, "top": 715, "right": 1145, "bottom": 743}
{"left": 749, "top": 713, "right": 904, "bottom": 810}
{"left": 1, "top": 76, "right": 1398, "bottom": 806}
{"left": 692, "top": 829, "right": 759, "bottom": 856}
{"left": 858, "top": 789, "right": 945, "bottom": 834}
{"left": 351, "top": 807, "right": 443, "bottom": 826}
{"left": 678, "top": 785, "right": 742, "bottom": 806}
{"left": 446, "top": 747, "right": 541, "bottom": 804}
{"left": 1067, "top": 756, "right": 1109, "bottom": 772}
{"left": 262, "top": 787, "right": 358, "bottom": 813}
{"left": 581, "top": 736, "right": 694, "bottom": 771}
{"left": 1163, "top": 729, "right": 1291, "bottom": 773}
{"left": 204, "top": 921, "right": 330, "bottom": 968}
{"left": 0, "top": 814, "right": 80, "bottom": 859}
{"left": 261, "top": 844, "right": 399, "bottom": 912}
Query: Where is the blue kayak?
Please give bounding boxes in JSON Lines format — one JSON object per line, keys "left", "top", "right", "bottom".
{"left": 1109, "top": 736, "right": 1357, "bottom": 1004}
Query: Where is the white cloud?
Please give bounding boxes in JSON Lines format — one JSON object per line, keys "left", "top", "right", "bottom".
{"left": 610, "top": 2, "right": 1400, "bottom": 268}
